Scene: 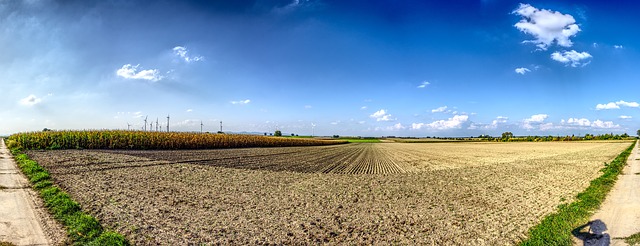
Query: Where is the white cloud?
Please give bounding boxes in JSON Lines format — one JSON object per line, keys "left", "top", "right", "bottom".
{"left": 560, "top": 117, "right": 620, "bottom": 129}
{"left": 411, "top": 123, "right": 425, "bottom": 130}
{"left": 614, "top": 45, "right": 624, "bottom": 49}
{"left": 513, "top": 3, "right": 581, "bottom": 50}
{"left": 389, "top": 123, "right": 405, "bottom": 130}
{"left": 304, "top": 105, "right": 312, "bottom": 109}
{"left": 413, "top": 115, "right": 469, "bottom": 130}
{"left": 186, "top": 109, "right": 193, "bottom": 112}
{"left": 360, "top": 106, "right": 367, "bottom": 110}
{"left": 428, "top": 115, "right": 469, "bottom": 130}
{"left": 19, "top": 94, "right": 42, "bottom": 106}
{"left": 596, "top": 100, "right": 639, "bottom": 110}
{"left": 550, "top": 50, "right": 592, "bottom": 67}
{"left": 431, "top": 106, "right": 448, "bottom": 113}
{"left": 231, "top": 99, "right": 251, "bottom": 105}
{"left": 417, "top": 81, "right": 430, "bottom": 88}
{"left": 522, "top": 114, "right": 548, "bottom": 130}
{"left": 515, "top": 67, "right": 531, "bottom": 75}
{"left": 370, "top": 109, "right": 394, "bottom": 121}
{"left": 596, "top": 102, "right": 619, "bottom": 110}
{"left": 615, "top": 100, "right": 639, "bottom": 108}
{"left": 116, "top": 64, "right": 162, "bottom": 82}
{"left": 590, "top": 120, "right": 619, "bottom": 129}
{"left": 173, "top": 46, "right": 204, "bottom": 63}
{"left": 620, "top": 115, "right": 632, "bottom": 119}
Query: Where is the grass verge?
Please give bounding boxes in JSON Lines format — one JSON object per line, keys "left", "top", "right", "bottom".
{"left": 625, "top": 233, "right": 640, "bottom": 245}
{"left": 10, "top": 148, "right": 129, "bottom": 245}
{"left": 519, "top": 141, "right": 636, "bottom": 245}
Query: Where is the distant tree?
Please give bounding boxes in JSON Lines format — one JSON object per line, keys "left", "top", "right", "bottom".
{"left": 501, "top": 132, "right": 513, "bottom": 140}
{"left": 43, "top": 128, "right": 52, "bottom": 132}
{"left": 333, "top": 135, "right": 340, "bottom": 138}
{"left": 274, "top": 130, "right": 282, "bottom": 136}
{"left": 264, "top": 133, "right": 267, "bottom": 136}
{"left": 637, "top": 129, "right": 640, "bottom": 137}
{"left": 291, "top": 133, "right": 295, "bottom": 136}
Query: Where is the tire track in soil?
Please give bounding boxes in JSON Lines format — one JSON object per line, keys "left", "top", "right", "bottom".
{"left": 93, "top": 143, "right": 405, "bottom": 174}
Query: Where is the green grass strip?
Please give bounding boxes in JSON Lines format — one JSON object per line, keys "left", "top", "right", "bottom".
{"left": 519, "top": 141, "right": 636, "bottom": 245}
{"left": 10, "top": 148, "right": 129, "bottom": 245}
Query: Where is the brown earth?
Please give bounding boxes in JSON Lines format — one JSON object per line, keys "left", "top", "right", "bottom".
{"left": 26, "top": 141, "right": 631, "bottom": 245}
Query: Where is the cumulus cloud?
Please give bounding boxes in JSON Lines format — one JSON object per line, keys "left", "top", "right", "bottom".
{"left": 515, "top": 67, "right": 531, "bottom": 75}
{"left": 560, "top": 118, "right": 620, "bottom": 129}
{"left": 186, "top": 109, "right": 193, "bottom": 112}
{"left": 116, "top": 64, "right": 162, "bottom": 82}
{"left": 551, "top": 50, "right": 592, "bottom": 67}
{"left": 19, "top": 94, "right": 42, "bottom": 106}
{"left": 620, "top": 115, "right": 632, "bottom": 119}
{"left": 616, "top": 100, "right": 639, "bottom": 108}
{"left": 231, "top": 99, "right": 251, "bottom": 105}
{"left": 596, "top": 100, "right": 639, "bottom": 110}
{"left": 467, "top": 116, "right": 509, "bottom": 130}
{"left": 614, "top": 45, "right": 624, "bottom": 49}
{"left": 417, "top": 81, "right": 430, "bottom": 88}
{"left": 513, "top": 3, "right": 581, "bottom": 50}
{"left": 413, "top": 115, "right": 469, "bottom": 130}
{"left": 522, "top": 114, "right": 548, "bottom": 130}
{"left": 173, "top": 46, "right": 204, "bottom": 63}
{"left": 590, "top": 120, "right": 619, "bottom": 129}
{"left": 596, "top": 102, "right": 619, "bottom": 110}
{"left": 431, "top": 106, "right": 448, "bottom": 113}
{"left": 370, "top": 109, "right": 394, "bottom": 121}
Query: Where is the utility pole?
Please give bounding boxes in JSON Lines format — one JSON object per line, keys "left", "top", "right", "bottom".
{"left": 167, "top": 114, "right": 170, "bottom": 132}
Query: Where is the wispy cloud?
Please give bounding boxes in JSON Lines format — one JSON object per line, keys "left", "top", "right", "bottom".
{"left": 116, "top": 64, "right": 162, "bottom": 82}
{"left": 596, "top": 100, "right": 639, "bottom": 110}
{"left": 551, "top": 50, "right": 592, "bottom": 67}
{"left": 370, "top": 109, "right": 394, "bottom": 121}
{"left": 417, "top": 81, "right": 430, "bottom": 88}
{"left": 620, "top": 115, "right": 632, "bottom": 119}
{"left": 19, "top": 94, "right": 42, "bottom": 106}
{"left": 515, "top": 67, "right": 531, "bottom": 75}
{"left": 231, "top": 99, "right": 251, "bottom": 105}
{"left": 173, "top": 46, "right": 204, "bottom": 63}
{"left": 431, "top": 106, "right": 448, "bottom": 113}
{"left": 186, "top": 109, "right": 193, "bottom": 112}
{"left": 513, "top": 3, "right": 580, "bottom": 50}
{"left": 614, "top": 45, "right": 624, "bottom": 49}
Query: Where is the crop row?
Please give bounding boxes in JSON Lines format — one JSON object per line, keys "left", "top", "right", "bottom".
{"left": 6, "top": 130, "right": 347, "bottom": 150}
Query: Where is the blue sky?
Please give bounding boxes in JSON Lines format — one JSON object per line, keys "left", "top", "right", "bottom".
{"left": 1, "top": 0, "right": 639, "bottom": 137}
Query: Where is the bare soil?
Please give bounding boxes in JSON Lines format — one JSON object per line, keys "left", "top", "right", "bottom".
{"left": 26, "top": 141, "right": 630, "bottom": 245}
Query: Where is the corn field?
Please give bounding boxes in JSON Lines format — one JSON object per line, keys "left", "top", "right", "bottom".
{"left": 6, "top": 130, "right": 347, "bottom": 150}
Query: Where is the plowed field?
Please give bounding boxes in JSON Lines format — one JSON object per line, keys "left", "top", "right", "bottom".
{"left": 26, "top": 141, "right": 632, "bottom": 245}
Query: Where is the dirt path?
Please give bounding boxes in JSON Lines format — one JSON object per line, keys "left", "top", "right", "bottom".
{"left": 0, "top": 139, "right": 49, "bottom": 246}
{"left": 578, "top": 140, "right": 640, "bottom": 245}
